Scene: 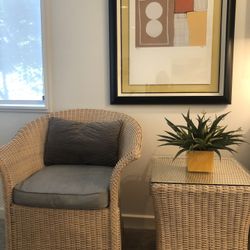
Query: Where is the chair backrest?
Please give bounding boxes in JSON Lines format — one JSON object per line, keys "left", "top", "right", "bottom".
{"left": 48, "top": 109, "right": 129, "bottom": 123}
{"left": 46, "top": 109, "right": 142, "bottom": 159}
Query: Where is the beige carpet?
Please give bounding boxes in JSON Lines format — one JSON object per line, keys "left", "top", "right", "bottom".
{"left": 122, "top": 228, "right": 156, "bottom": 250}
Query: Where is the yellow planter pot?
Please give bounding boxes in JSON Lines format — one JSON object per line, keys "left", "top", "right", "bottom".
{"left": 186, "top": 151, "right": 214, "bottom": 173}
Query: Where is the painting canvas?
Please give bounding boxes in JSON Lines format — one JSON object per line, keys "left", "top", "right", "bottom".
{"left": 129, "top": 0, "right": 218, "bottom": 86}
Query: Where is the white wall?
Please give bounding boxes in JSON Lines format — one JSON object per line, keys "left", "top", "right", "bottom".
{"left": 0, "top": 0, "right": 250, "bottom": 219}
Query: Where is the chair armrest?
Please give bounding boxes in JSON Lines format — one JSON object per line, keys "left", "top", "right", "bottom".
{"left": 0, "top": 117, "right": 48, "bottom": 205}
{"left": 109, "top": 117, "right": 142, "bottom": 247}
{"left": 110, "top": 117, "right": 142, "bottom": 205}
{"left": 119, "top": 118, "right": 142, "bottom": 161}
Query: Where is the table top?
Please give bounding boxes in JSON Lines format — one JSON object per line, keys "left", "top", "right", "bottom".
{"left": 151, "top": 156, "right": 250, "bottom": 186}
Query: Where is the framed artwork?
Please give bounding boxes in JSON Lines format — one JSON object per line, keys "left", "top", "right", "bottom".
{"left": 109, "top": 0, "right": 236, "bottom": 104}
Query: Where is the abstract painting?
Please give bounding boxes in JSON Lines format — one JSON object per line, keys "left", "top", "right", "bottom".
{"left": 136, "top": 0, "right": 208, "bottom": 47}
{"left": 109, "top": 0, "right": 236, "bottom": 104}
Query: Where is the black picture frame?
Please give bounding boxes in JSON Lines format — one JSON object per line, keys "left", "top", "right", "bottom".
{"left": 109, "top": 0, "right": 236, "bottom": 104}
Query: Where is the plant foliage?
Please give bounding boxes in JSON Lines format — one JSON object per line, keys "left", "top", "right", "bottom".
{"left": 158, "top": 111, "right": 246, "bottom": 160}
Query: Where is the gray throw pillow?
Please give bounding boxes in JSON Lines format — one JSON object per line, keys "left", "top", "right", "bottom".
{"left": 44, "top": 117, "right": 122, "bottom": 166}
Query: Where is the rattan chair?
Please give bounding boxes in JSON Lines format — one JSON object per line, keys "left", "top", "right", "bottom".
{"left": 0, "top": 109, "right": 142, "bottom": 250}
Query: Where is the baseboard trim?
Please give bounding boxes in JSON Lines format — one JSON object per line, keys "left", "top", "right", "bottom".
{"left": 121, "top": 213, "right": 155, "bottom": 230}
{"left": 0, "top": 207, "right": 4, "bottom": 219}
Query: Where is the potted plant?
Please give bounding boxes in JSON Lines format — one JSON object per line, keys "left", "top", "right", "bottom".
{"left": 158, "top": 111, "right": 245, "bottom": 173}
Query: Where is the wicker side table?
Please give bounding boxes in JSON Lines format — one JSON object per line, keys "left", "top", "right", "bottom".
{"left": 150, "top": 157, "right": 250, "bottom": 250}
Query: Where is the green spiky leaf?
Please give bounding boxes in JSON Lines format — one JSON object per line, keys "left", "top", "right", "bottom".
{"left": 158, "top": 111, "right": 247, "bottom": 160}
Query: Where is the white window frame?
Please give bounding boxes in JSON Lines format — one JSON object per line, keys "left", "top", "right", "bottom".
{"left": 0, "top": 0, "right": 51, "bottom": 112}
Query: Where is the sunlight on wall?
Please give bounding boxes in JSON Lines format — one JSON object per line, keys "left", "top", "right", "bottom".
{"left": 240, "top": 40, "right": 250, "bottom": 100}
{"left": 234, "top": 0, "right": 250, "bottom": 103}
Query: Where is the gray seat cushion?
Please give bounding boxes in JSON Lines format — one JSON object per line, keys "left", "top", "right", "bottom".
{"left": 13, "top": 165, "right": 113, "bottom": 210}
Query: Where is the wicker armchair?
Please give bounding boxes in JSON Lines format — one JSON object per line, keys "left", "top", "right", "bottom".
{"left": 0, "top": 109, "right": 142, "bottom": 250}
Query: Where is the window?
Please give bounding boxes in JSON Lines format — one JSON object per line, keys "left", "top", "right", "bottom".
{"left": 0, "top": 0, "right": 47, "bottom": 110}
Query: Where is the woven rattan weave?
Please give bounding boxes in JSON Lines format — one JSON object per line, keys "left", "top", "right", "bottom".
{"left": 0, "top": 109, "right": 142, "bottom": 250}
{"left": 151, "top": 157, "right": 250, "bottom": 250}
